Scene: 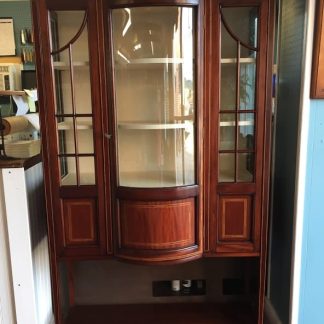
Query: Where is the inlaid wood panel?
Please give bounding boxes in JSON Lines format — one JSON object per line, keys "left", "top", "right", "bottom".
{"left": 218, "top": 195, "right": 252, "bottom": 242}
{"left": 62, "top": 199, "right": 97, "bottom": 246}
{"left": 118, "top": 198, "right": 195, "bottom": 250}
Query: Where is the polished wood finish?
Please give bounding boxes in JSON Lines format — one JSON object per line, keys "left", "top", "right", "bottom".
{"left": 0, "top": 154, "right": 41, "bottom": 170}
{"left": 118, "top": 198, "right": 195, "bottom": 250}
{"left": 218, "top": 195, "right": 252, "bottom": 242}
{"left": 32, "top": 0, "right": 110, "bottom": 261}
{"left": 65, "top": 303, "right": 256, "bottom": 324}
{"left": 109, "top": 0, "right": 199, "bottom": 8}
{"left": 31, "top": 0, "right": 274, "bottom": 322}
{"left": 311, "top": 0, "right": 324, "bottom": 98}
{"left": 258, "top": 0, "right": 276, "bottom": 322}
{"left": 63, "top": 199, "right": 97, "bottom": 245}
{"left": 116, "top": 185, "right": 199, "bottom": 201}
{"left": 204, "top": 0, "right": 270, "bottom": 257}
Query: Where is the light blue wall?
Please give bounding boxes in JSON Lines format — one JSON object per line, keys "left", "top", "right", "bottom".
{"left": 299, "top": 100, "right": 324, "bottom": 324}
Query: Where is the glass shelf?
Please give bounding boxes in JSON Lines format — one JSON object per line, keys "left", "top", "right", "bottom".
{"left": 118, "top": 122, "right": 192, "bottom": 130}
{"left": 53, "top": 61, "right": 89, "bottom": 70}
{"left": 220, "top": 120, "right": 254, "bottom": 127}
{"left": 58, "top": 120, "right": 92, "bottom": 130}
{"left": 119, "top": 171, "right": 189, "bottom": 188}
{"left": 115, "top": 58, "right": 189, "bottom": 64}
{"left": 221, "top": 58, "right": 256, "bottom": 64}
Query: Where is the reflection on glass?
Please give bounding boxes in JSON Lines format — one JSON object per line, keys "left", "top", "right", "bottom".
{"left": 50, "top": 11, "right": 96, "bottom": 186}
{"left": 238, "top": 113, "right": 254, "bottom": 150}
{"left": 221, "top": 7, "right": 258, "bottom": 57}
{"left": 221, "top": 64, "right": 236, "bottom": 111}
{"left": 79, "top": 157, "right": 96, "bottom": 185}
{"left": 76, "top": 117, "right": 94, "bottom": 154}
{"left": 54, "top": 70, "right": 72, "bottom": 114}
{"left": 60, "top": 157, "right": 76, "bottom": 186}
{"left": 219, "top": 113, "right": 235, "bottom": 150}
{"left": 237, "top": 153, "right": 254, "bottom": 182}
{"left": 112, "top": 7, "right": 195, "bottom": 187}
{"left": 240, "top": 63, "right": 256, "bottom": 110}
{"left": 57, "top": 117, "right": 75, "bottom": 154}
{"left": 221, "top": 25, "right": 237, "bottom": 59}
{"left": 219, "top": 153, "right": 235, "bottom": 182}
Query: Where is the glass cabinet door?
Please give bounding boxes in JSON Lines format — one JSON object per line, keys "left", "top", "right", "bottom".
{"left": 219, "top": 7, "right": 258, "bottom": 183}
{"left": 49, "top": 11, "right": 96, "bottom": 186}
{"left": 111, "top": 7, "right": 196, "bottom": 188}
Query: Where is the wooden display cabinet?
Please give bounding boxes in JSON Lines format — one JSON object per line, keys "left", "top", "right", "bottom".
{"left": 31, "top": 0, "right": 274, "bottom": 323}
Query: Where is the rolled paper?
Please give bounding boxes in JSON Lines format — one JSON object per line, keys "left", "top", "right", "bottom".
{"left": 1, "top": 116, "right": 29, "bottom": 135}
{"left": 24, "top": 113, "right": 40, "bottom": 131}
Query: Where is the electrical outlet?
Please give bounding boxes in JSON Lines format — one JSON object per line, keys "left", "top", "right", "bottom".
{"left": 152, "top": 279, "right": 206, "bottom": 297}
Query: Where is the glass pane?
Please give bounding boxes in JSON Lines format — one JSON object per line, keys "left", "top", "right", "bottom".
{"left": 221, "top": 64, "right": 237, "bottom": 111}
{"left": 237, "top": 153, "right": 254, "bottom": 182}
{"left": 112, "top": 7, "right": 196, "bottom": 188}
{"left": 50, "top": 11, "right": 92, "bottom": 114}
{"left": 53, "top": 69, "right": 72, "bottom": 114}
{"left": 240, "top": 62, "right": 256, "bottom": 110}
{"left": 221, "top": 25, "right": 237, "bottom": 59}
{"left": 118, "top": 127, "right": 194, "bottom": 187}
{"left": 219, "top": 113, "right": 235, "bottom": 150}
{"left": 238, "top": 113, "right": 254, "bottom": 150}
{"left": 76, "top": 117, "right": 94, "bottom": 154}
{"left": 57, "top": 117, "right": 75, "bottom": 154}
{"left": 79, "top": 157, "right": 96, "bottom": 185}
{"left": 221, "top": 26, "right": 237, "bottom": 111}
{"left": 60, "top": 157, "right": 76, "bottom": 186}
{"left": 221, "top": 7, "right": 258, "bottom": 57}
{"left": 219, "top": 153, "right": 235, "bottom": 182}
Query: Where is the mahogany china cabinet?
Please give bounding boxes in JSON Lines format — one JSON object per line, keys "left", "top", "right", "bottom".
{"left": 32, "top": 0, "right": 274, "bottom": 322}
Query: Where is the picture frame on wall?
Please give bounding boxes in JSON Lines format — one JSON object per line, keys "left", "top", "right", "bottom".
{"left": 0, "top": 18, "right": 16, "bottom": 56}
{"left": 311, "top": 0, "right": 324, "bottom": 98}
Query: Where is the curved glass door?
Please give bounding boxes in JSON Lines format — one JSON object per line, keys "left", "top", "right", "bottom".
{"left": 111, "top": 7, "right": 196, "bottom": 188}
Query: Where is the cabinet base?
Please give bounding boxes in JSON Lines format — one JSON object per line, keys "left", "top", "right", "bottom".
{"left": 64, "top": 303, "right": 257, "bottom": 324}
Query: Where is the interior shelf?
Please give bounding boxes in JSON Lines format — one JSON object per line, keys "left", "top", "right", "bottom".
{"left": 119, "top": 171, "right": 183, "bottom": 188}
{"left": 221, "top": 58, "right": 256, "bottom": 64}
{"left": 118, "top": 122, "right": 192, "bottom": 130}
{"left": 53, "top": 61, "right": 89, "bottom": 70}
{"left": 115, "top": 57, "right": 191, "bottom": 65}
{"left": 220, "top": 121, "right": 254, "bottom": 127}
{"left": 58, "top": 120, "right": 92, "bottom": 130}
{"left": 64, "top": 303, "right": 256, "bottom": 324}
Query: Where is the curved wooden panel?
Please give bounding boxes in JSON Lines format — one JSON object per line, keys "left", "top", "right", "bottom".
{"left": 118, "top": 198, "right": 195, "bottom": 250}
{"left": 117, "top": 185, "right": 199, "bottom": 201}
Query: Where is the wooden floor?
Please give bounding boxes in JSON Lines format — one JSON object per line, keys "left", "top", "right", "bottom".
{"left": 65, "top": 303, "right": 257, "bottom": 324}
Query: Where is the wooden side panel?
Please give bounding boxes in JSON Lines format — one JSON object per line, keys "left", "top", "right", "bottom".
{"left": 218, "top": 196, "right": 252, "bottom": 242}
{"left": 311, "top": 0, "right": 324, "bottom": 98}
{"left": 118, "top": 198, "right": 195, "bottom": 250}
{"left": 62, "top": 199, "right": 97, "bottom": 246}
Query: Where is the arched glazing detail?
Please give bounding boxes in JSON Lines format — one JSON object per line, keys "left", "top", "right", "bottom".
{"left": 219, "top": 6, "right": 259, "bottom": 183}
{"left": 49, "top": 11, "right": 95, "bottom": 186}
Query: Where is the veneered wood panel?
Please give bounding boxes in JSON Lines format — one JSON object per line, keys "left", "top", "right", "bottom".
{"left": 219, "top": 196, "right": 252, "bottom": 241}
{"left": 118, "top": 198, "right": 195, "bottom": 250}
{"left": 63, "top": 199, "right": 97, "bottom": 246}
